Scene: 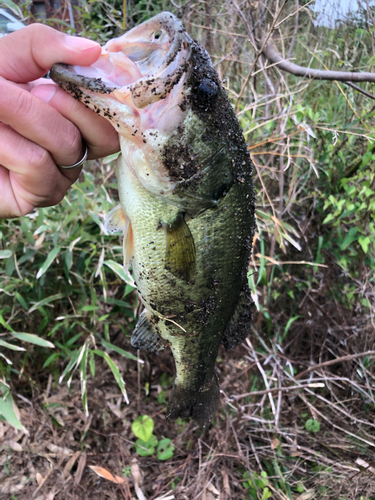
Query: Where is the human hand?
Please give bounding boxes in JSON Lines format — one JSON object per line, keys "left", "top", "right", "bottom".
{"left": 0, "top": 24, "right": 120, "bottom": 219}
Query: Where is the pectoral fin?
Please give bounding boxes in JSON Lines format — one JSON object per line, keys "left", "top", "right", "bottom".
{"left": 104, "top": 204, "right": 127, "bottom": 234}
{"left": 163, "top": 213, "right": 195, "bottom": 281}
{"left": 105, "top": 204, "right": 134, "bottom": 274}
{"left": 123, "top": 220, "right": 134, "bottom": 274}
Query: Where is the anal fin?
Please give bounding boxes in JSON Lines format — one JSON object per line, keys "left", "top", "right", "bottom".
{"left": 131, "top": 309, "right": 165, "bottom": 353}
{"left": 222, "top": 282, "right": 254, "bottom": 350}
{"left": 163, "top": 213, "right": 195, "bottom": 281}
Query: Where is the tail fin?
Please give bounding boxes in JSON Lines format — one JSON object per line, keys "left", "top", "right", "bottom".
{"left": 165, "top": 375, "right": 220, "bottom": 428}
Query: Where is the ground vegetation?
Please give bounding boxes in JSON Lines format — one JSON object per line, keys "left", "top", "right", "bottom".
{"left": 0, "top": 0, "right": 375, "bottom": 498}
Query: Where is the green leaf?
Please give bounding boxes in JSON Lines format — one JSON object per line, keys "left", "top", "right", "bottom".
{"left": 156, "top": 438, "right": 175, "bottom": 460}
{"left": 132, "top": 415, "right": 154, "bottom": 442}
{"left": 42, "top": 353, "right": 60, "bottom": 369}
{"left": 358, "top": 236, "right": 371, "bottom": 254}
{"left": 103, "top": 260, "right": 132, "bottom": 283}
{"left": 261, "top": 487, "right": 272, "bottom": 500}
{"left": 0, "top": 340, "right": 25, "bottom": 351}
{"left": 36, "top": 247, "right": 61, "bottom": 279}
{"left": 0, "top": 315, "right": 13, "bottom": 332}
{"left": 340, "top": 227, "right": 358, "bottom": 250}
{"left": 0, "top": 250, "right": 12, "bottom": 259}
{"left": 101, "top": 339, "right": 140, "bottom": 362}
{"left": 92, "top": 350, "right": 128, "bottom": 403}
{"left": 281, "top": 315, "right": 300, "bottom": 342}
{"left": 0, "top": 396, "right": 23, "bottom": 430}
{"left": 134, "top": 435, "right": 158, "bottom": 456}
{"left": 322, "top": 213, "right": 335, "bottom": 224}
{"left": 28, "top": 293, "right": 64, "bottom": 313}
{"left": 9, "top": 332, "right": 55, "bottom": 348}
{"left": 89, "top": 352, "right": 96, "bottom": 378}
{"left": 15, "top": 292, "right": 28, "bottom": 310}
{"left": 305, "top": 419, "right": 320, "bottom": 434}
{"left": 0, "top": 0, "right": 22, "bottom": 16}
{"left": 80, "top": 347, "right": 89, "bottom": 416}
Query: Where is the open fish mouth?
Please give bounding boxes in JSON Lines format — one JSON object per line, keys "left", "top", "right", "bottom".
{"left": 51, "top": 13, "right": 194, "bottom": 193}
{"left": 51, "top": 13, "right": 191, "bottom": 130}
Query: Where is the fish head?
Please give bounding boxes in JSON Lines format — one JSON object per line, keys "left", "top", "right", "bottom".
{"left": 51, "top": 13, "right": 251, "bottom": 212}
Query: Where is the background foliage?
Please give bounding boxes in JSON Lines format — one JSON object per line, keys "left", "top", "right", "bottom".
{"left": 0, "top": 0, "right": 375, "bottom": 498}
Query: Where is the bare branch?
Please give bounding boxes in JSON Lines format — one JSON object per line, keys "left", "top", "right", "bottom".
{"left": 260, "top": 40, "right": 375, "bottom": 83}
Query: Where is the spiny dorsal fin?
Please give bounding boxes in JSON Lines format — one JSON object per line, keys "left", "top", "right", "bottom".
{"left": 162, "top": 213, "right": 195, "bottom": 281}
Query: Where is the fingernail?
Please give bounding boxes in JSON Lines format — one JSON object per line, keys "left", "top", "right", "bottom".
{"left": 65, "top": 35, "right": 100, "bottom": 51}
{"left": 31, "top": 84, "right": 57, "bottom": 103}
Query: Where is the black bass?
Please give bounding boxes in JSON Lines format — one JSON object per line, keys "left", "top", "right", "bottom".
{"left": 51, "top": 13, "right": 255, "bottom": 427}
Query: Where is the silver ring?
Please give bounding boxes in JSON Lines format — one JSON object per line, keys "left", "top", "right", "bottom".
{"left": 59, "top": 142, "right": 88, "bottom": 170}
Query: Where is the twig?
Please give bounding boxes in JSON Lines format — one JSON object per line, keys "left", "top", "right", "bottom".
{"left": 253, "top": 254, "right": 328, "bottom": 267}
{"left": 232, "top": 382, "right": 325, "bottom": 400}
{"left": 295, "top": 351, "right": 375, "bottom": 380}
{"left": 260, "top": 41, "right": 375, "bottom": 82}
{"left": 235, "top": 0, "right": 289, "bottom": 111}
{"left": 298, "top": 393, "right": 375, "bottom": 449}
{"left": 344, "top": 81, "right": 375, "bottom": 100}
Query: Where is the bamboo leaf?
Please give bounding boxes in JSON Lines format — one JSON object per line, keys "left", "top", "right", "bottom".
{"left": 0, "top": 397, "right": 23, "bottom": 430}
{"left": 28, "top": 293, "right": 64, "bottom": 313}
{"left": 0, "top": 250, "right": 12, "bottom": 259}
{"left": 93, "top": 350, "right": 128, "bottom": 403}
{"left": 36, "top": 247, "right": 61, "bottom": 279}
{"left": 0, "top": 340, "right": 26, "bottom": 351}
{"left": 9, "top": 332, "right": 55, "bottom": 348}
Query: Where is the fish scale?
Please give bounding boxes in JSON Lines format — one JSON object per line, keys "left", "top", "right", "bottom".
{"left": 51, "top": 12, "right": 255, "bottom": 427}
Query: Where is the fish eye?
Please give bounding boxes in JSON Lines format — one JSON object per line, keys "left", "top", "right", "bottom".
{"left": 197, "top": 79, "right": 218, "bottom": 101}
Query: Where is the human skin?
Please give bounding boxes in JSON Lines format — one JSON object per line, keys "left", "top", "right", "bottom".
{"left": 0, "top": 24, "right": 120, "bottom": 219}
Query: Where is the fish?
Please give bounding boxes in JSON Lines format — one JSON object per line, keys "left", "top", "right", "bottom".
{"left": 50, "top": 12, "right": 255, "bottom": 427}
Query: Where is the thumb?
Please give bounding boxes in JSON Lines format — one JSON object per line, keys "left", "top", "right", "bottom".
{"left": 0, "top": 24, "right": 101, "bottom": 83}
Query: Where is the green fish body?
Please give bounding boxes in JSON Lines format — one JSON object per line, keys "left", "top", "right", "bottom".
{"left": 51, "top": 12, "right": 255, "bottom": 427}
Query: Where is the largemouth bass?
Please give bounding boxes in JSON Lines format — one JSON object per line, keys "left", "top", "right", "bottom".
{"left": 51, "top": 13, "right": 255, "bottom": 427}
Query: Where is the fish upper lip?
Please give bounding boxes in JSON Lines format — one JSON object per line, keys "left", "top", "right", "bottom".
{"left": 50, "top": 12, "right": 191, "bottom": 108}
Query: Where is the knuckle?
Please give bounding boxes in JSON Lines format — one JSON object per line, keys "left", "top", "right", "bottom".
{"left": 65, "top": 127, "right": 82, "bottom": 154}
{"left": 51, "top": 189, "right": 66, "bottom": 206}
{"left": 11, "top": 90, "right": 30, "bottom": 118}
{"left": 27, "top": 144, "right": 51, "bottom": 170}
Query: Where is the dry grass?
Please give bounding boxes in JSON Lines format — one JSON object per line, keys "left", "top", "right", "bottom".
{"left": 1, "top": 310, "right": 375, "bottom": 499}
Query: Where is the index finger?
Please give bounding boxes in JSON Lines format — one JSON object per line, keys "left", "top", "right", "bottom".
{"left": 0, "top": 24, "right": 102, "bottom": 83}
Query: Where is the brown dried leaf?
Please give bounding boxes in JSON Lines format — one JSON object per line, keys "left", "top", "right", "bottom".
{"left": 7, "top": 440, "right": 23, "bottom": 451}
{"left": 63, "top": 451, "right": 81, "bottom": 477}
{"left": 271, "top": 437, "right": 280, "bottom": 449}
{"left": 296, "top": 491, "right": 316, "bottom": 500}
{"left": 106, "top": 401, "right": 125, "bottom": 419}
{"left": 130, "top": 459, "right": 142, "bottom": 485}
{"left": 74, "top": 452, "right": 86, "bottom": 486}
{"left": 36, "top": 472, "right": 44, "bottom": 486}
{"left": 46, "top": 443, "right": 73, "bottom": 456}
{"left": 88, "top": 465, "right": 125, "bottom": 484}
